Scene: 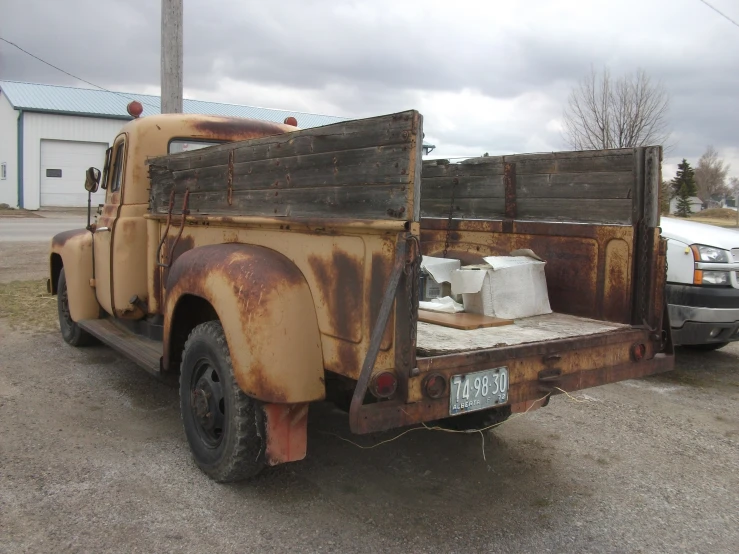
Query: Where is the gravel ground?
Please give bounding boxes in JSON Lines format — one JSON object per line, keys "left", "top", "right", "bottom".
{"left": 0, "top": 242, "right": 51, "bottom": 283}
{"left": 1, "top": 240, "right": 737, "bottom": 553}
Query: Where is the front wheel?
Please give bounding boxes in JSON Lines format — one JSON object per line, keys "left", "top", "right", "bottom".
{"left": 180, "top": 320, "right": 266, "bottom": 482}
{"left": 57, "top": 268, "right": 96, "bottom": 346}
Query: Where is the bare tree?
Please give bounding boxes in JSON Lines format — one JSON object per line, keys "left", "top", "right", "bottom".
{"left": 695, "top": 145, "right": 730, "bottom": 202}
{"left": 563, "top": 67, "right": 671, "bottom": 150}
{"left": 730, "top": 177, "right": 739, "bottom": 226}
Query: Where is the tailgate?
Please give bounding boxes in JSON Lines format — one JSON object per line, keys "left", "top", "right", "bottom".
{"left": 352, "top": 321, "right": 672, "bottom": 434}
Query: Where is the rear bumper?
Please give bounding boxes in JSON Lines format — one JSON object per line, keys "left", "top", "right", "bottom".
{"left": 352, "top": 328, "right": 673, "bottom": 434}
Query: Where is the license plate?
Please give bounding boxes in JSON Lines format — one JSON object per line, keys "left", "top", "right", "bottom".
{"left": 449, "top": 367, "right": 509, "bottom": 416}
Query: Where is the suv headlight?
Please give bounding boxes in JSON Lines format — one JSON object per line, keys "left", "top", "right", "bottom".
{"left": 692, "top": 245, "right": 731, "bottom": 263}
{"left": 701, "top": 271, "right": 731, "bottom": 286}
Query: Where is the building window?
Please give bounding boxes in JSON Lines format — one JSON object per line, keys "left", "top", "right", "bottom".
{"left": 46, "top": 169, "right": 63, "bottom": 178}
{"left": 1, "top": 163, "right": 6, "bottom": 180}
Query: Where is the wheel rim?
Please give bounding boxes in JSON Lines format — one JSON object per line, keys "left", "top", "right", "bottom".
{"left": 189, "top": 358, "right": 226, "bottom": 448}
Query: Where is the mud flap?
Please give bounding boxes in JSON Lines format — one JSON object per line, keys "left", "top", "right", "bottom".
{"left": 263, "top": 403, "right": 309, "bottom": 466}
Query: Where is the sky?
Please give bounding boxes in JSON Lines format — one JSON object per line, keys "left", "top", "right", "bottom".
{"left": 1, "top": 0, "right": 738, "bottom": 182}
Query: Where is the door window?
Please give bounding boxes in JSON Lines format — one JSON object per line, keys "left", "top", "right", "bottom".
{"left": 109, "top": 141, "right": 125, "bottom": 193}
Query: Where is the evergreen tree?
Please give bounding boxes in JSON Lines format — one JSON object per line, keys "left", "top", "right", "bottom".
{"left": 675, "top": 184, "right": 693, "bottom": 217}
{"left": 671, "top": 159, "right": 697, "bottom": 217}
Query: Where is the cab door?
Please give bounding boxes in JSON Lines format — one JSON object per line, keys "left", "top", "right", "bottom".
{"left": 93, "top": 135, "right": 126, "bottom": 316}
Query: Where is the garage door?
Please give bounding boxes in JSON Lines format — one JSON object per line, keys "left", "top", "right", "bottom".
{"left": 40, "top": 140, "right": 108, "bottom": 207}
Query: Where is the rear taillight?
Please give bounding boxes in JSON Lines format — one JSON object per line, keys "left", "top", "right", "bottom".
{"left": 631, "top": 343, "right": 646, "bottom": 362}
{"left": 371, "top": 372, "right": 398, "bottom": 398}
{"left": 422, "top": 373, "right": 447, "bottom": 399}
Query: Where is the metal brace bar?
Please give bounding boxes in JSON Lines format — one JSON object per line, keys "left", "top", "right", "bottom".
{"left": 155, "top": 189, "right": 176, "bottom": 268}
{"left": 349, "top": 233, "right": 409, "bottom": 432}
{"left": 157, "top": 189, "right": 190, "bottom": 269}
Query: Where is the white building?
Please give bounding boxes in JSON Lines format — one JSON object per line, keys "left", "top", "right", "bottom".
{"left": 669, "top": 196, "right": 704, "bottom": 215}
{"left": 0, "top": 81, "right": 346, "bottom": 209}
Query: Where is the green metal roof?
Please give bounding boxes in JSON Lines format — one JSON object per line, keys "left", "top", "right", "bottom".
{"left": 0, "top": 80, "right": 347, "bottom": 128}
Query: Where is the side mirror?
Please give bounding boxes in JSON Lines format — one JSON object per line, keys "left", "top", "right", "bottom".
{"left": 85, "top": 167, "right": 101, "bottom": 193}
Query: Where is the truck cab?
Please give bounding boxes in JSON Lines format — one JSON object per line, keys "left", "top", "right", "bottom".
{"left": 50, "top": 113, "right": 294, "bottom": 325}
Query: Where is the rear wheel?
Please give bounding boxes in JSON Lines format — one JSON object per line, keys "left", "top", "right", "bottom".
{"left": 57, "top": 268, "right": 95, "bottom": 346}
{"left": 683, "top": 342, "right": 729, "bottom": 352}
{"left": 180, "top": 321, "right": 266, "bottom": 482}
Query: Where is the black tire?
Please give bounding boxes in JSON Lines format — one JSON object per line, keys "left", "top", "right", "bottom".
{"left": 57, "top": 268, "right": 96, "bottom": 346}
{"left": 432, "top": 405, "right": 512, "bottom": 431}
{"left": 179, "top": 321, "right": 266, "bottom": 482}
{"left": 683, "top": 342, "right": 729, "bottom": 352}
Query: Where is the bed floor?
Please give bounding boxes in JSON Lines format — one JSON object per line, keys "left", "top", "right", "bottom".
{"left": 416, "top": 312, "right": 629, "bottom": 356}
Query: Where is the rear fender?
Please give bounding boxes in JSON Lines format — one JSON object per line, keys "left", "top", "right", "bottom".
{"left": 164, "top": 244, "right": 325, "bottom": 404}
{"left": 50, "top": 229, "right": 100, "bottom": 322}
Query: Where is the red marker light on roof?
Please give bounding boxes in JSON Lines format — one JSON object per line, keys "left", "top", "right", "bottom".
{"left": 284, "top": 116, "right": 298, "bottom": 127}
{"left": 127, "top": 101, "right": 143, "bottom": 118}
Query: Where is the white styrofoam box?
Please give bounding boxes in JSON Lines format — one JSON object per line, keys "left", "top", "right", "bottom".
{"left": 420, "top": 256, "right": 460, "bottom": 300}
{"left": 450, "top": 255, "right": 552, "bottom": 320}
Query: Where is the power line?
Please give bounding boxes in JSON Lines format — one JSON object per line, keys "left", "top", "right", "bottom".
{"left": 697, "top": 0, "right": 739, "bottom": 28}
{"left": 0, "top": 36, "right": 160, "bottom": 112}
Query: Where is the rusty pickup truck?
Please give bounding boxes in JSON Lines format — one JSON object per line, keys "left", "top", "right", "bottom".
{"left": 49, "top": 108, "right": 674, "bottom": 482}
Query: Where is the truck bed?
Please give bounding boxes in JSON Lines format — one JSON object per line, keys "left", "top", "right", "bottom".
{"left": 416, "top": 312, "right": 630, "bottom": 356}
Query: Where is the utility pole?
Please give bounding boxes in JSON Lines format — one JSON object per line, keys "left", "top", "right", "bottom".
{"left": 161, "top": 0, "right": 183, "bottom": 114}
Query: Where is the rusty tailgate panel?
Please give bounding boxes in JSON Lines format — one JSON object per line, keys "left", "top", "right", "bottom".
{"left": 421, "top": 219, "right": 635, "bottom": 324}
{"left": 352, "top": 327, "right": 673, "bottom": 434}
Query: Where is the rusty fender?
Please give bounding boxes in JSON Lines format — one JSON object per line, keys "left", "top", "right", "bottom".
{"left": 163, "top": 244, "right": 325, "bottom": 404}
{"left": 49, "top": 229, "right": 100, "bottom": 322}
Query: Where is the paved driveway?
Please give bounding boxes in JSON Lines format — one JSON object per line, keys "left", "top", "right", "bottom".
{"left": 0, "top": 210, "right": 86, "bottom": 243}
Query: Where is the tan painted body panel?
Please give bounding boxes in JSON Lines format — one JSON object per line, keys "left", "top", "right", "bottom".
{"left": 50, "top": 230, "right": 100, "bottom": 321}
{"left": 150, "top": 217, "right": 399, "bottom": 385}
{"left": 111, "top": 203, "right": 149, "bottom": 317}
{"left": 163, "top": 244, "right": 325, "bottom": 403}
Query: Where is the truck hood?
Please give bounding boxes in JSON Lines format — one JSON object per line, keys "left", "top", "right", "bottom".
{"left": 660, "top": 217, "right": 739, "bottom": 250}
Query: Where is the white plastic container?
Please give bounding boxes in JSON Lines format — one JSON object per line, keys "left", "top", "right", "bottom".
{"left": 451, "top": 255, "right": 552, "bottom": 320}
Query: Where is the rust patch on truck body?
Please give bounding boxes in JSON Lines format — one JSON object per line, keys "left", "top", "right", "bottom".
{"left": 163, "top": 243, "right": 324, "bottom": 404}
{"left": 51, "top": 228, "right": 86, "bottom": 248}
{"left": 190, "top": 117, "right": 289, "bottom": 141}
{"left": 307, "top": 249, "right": 364, "bottom": 343}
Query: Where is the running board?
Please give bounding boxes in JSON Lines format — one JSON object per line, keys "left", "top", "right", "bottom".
{"left": 78, "top": 318, "right": 162, "bottom": 376}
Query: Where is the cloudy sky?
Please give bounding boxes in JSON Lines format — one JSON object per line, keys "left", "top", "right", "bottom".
{"left": 2, "top": 0, "right": 738, "bottom": 180}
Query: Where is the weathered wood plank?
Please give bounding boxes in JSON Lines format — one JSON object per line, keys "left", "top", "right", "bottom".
{"left": 517, "top": 172, "right": 632, "bottom": 199}
{"left": 516, "top": 198, "right": 632, "bottom": 223}
{"left": 174, "top": 184, "right": 411, "bottom": 219}
{"left": 421, "top": 171, "right": 633, "bottom": 200}
{"left": 422, "top": 150, "right": 634, "bottom": 177}
{"left": 160, "top": 145, "right": 414, "bottom": 195}
{"left": 421, "top": 196, "right": 631, "bottom": 223}
{"left": 421, "top": 176, "right": 505, "bottom": 199}
{"left": 420, "top": 197, "right": 506, "bottom": 219}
